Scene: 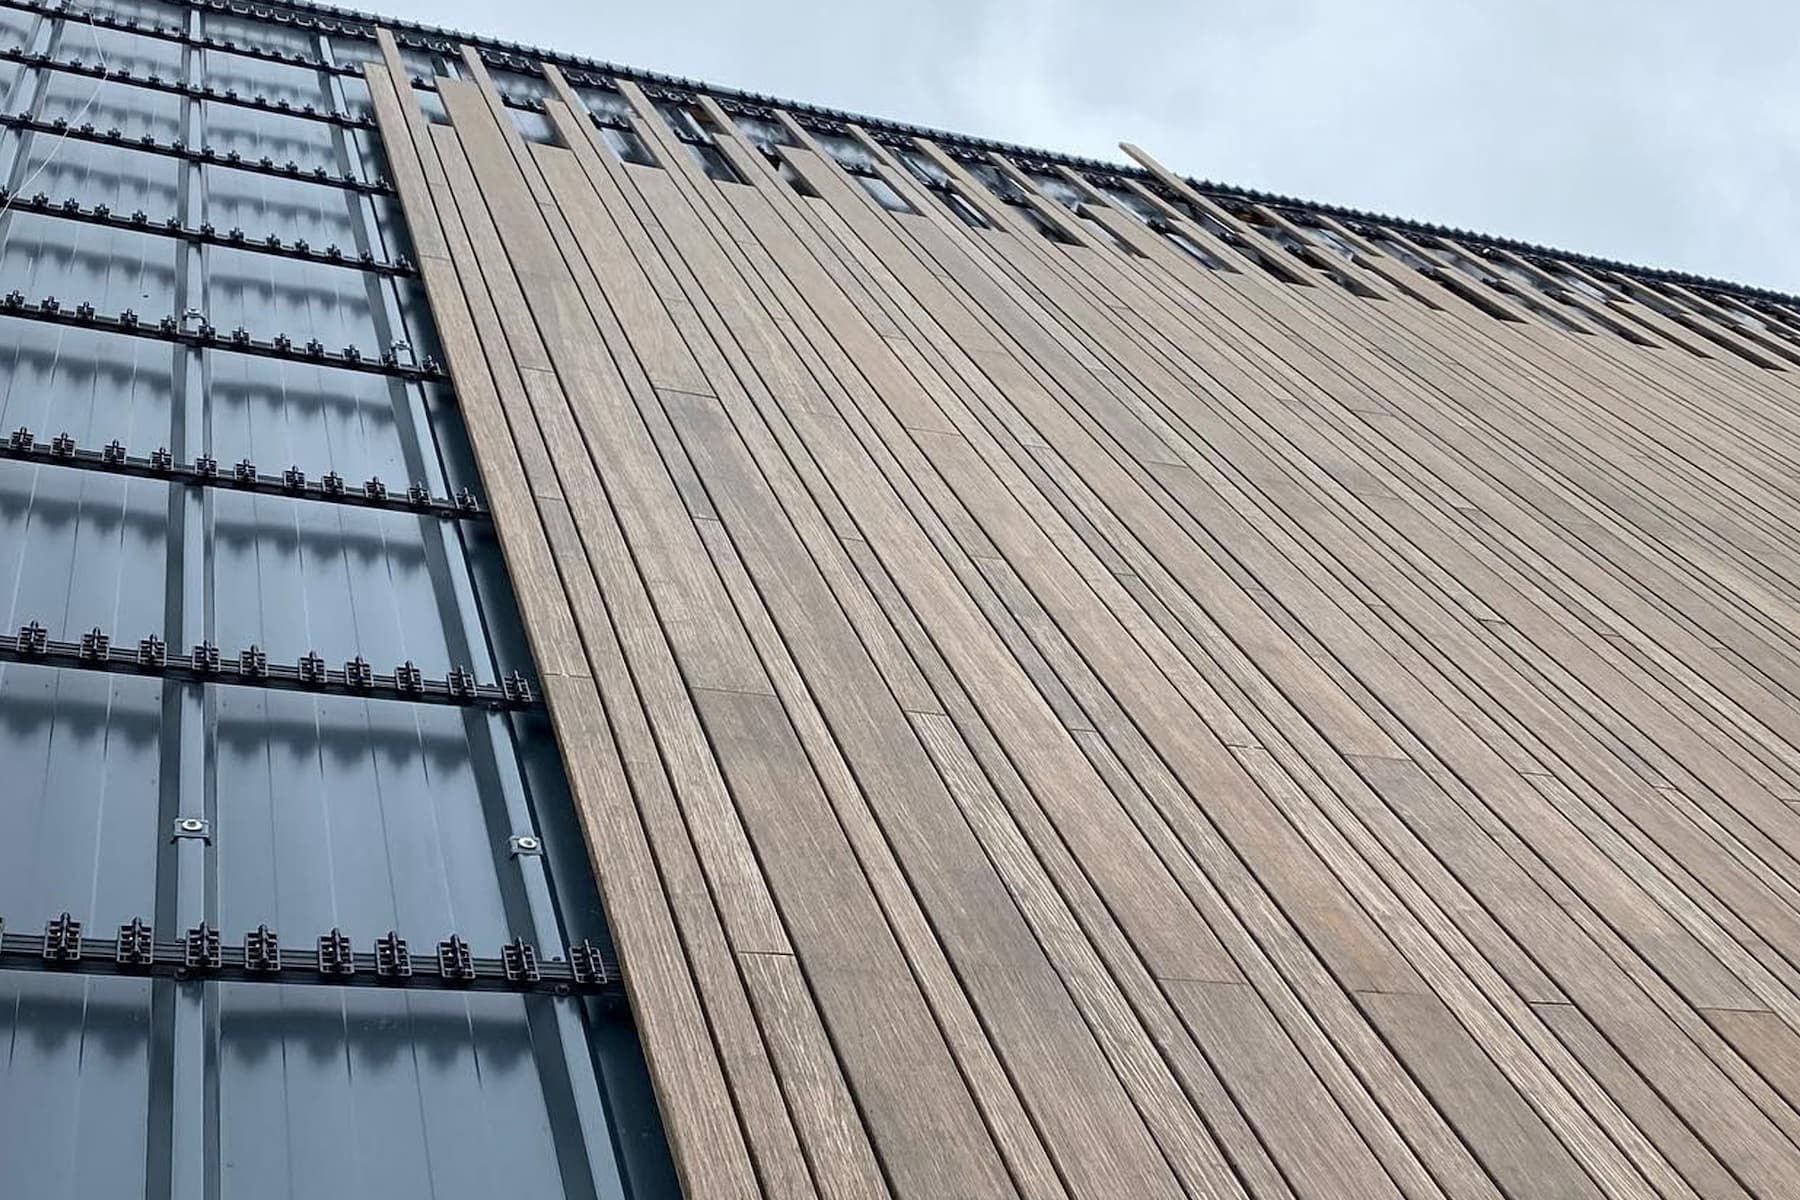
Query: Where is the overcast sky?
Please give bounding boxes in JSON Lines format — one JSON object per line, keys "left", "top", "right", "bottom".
{"left": 387, "top": 0, "right": 1800, "bottom": 294}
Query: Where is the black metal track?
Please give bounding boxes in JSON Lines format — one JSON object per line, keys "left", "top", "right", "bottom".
{"left": 2, "top": 0, "right": 360, "bottom": 76}
{"left": 0, "top": 186, "right": 417, "bottom": 275}
{"left": 0, "top": 291, "right": 442, "bottom": 380}
{"left": 0, "top": 111, "right": 388, "bottom": 194}
{"left": 0, "top": 429, "right": 482, "bottom": 519}
{"left": 0, "top": 43, "right": 374, "bottom": 127}
{"left": 0, "top": 621, "right": 540, "bottom": 710}
{"left": 1, "top": 916, "right": 622, "bottom": 1000}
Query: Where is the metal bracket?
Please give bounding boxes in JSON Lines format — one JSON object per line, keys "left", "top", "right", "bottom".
{"left": 170, "top": 816, "right": 212, "bottom": 842}
{"left": 0, "top": 187, "right": 415, "bottom": 275}
{"left": 0, "top": 0, "right": 358, "bottom": 76}
{"left": 0, "top": 45, "right": 375, "bottom": 128}
{"left": 0, "top": 429, "right": 482, "bottom": 519}
{"left": 0, "top": 112, "right": 387, "bottom": 194}
{"left": 1, "top": 622, "right": 540, "bottom": 711}
{"left": 0, "top": 914, "right": 620, "bottom": 998}
{"left": 0, "top": 292, "right": 440, "bottom": 380}
{"left": 508, "top": 833, "right": 543, "bottom": 857}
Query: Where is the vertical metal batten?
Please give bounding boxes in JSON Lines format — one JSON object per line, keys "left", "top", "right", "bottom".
{"left": 164, "top": 10, "right": 213, "bottom": 1199}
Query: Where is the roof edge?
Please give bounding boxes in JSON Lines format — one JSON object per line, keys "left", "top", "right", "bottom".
{"left": 119, "top": 0, "right": 1800, "bottom": 308}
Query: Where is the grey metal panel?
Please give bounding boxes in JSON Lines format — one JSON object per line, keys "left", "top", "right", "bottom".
{"left": 0, "top": 977, "right": 155, "bottom": 1200}
{"left": 0, "top": 211, "right": 180, "bottom": 312}
{"left": 200, "top": 48, "right": 333, "bottom": 111}
{"left": 41, "top": 75, "right": 184, "bottom": 141}
{"left": 209, "top": 500, "right": 459, "bottom": 672}
{"left": 215, "top": 987, "right": 576, "bottom": 1200}
{"left": 0, "top": 671, "right": 163, "bottom": 921}
{"left": 205, "top": 356, "right": 413, "bottom": 478}
{"left": 214, "top": 692, "right": 514, "bottom": 939}
{"left": 0, "top": 8, "right": 38, "bottom": 43}
{"left": 0, "top": 321, "right": 176, "bottom": 439}
{"left": 69, "top": 22, "right": 186, "bottom": 77}
{"left": 203, "top": 100, "right": 340, "bottom": 166}
{"left": 11, "top": 138, "right": 183, "bottom": 216}
{"left": 207, "top": 249, "right": 384, "bottom": 351}
{"left": 203, "top": 169, "right": 361, "bottom": 253}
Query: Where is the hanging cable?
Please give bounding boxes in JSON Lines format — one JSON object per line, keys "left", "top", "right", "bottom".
{"left": 0, "top": 7, "right": 112, "bottom": 228}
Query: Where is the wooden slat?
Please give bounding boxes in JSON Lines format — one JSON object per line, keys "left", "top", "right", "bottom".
{"left": 370, "top": 55, "right": 1800, "bottom": 1200}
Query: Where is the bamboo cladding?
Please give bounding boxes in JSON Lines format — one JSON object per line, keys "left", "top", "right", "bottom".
{"left": 368, "top": 44, "right": 1800, "bottom": 1200}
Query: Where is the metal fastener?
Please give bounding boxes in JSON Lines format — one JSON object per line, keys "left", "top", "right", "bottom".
{"left": 171, "top": 816, "right": 212, "bottom": 842}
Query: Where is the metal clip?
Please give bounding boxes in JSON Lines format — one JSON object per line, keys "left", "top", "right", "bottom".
{"left": 568, "top": 940, "right": 608, "bottom": 986}
{"left": 17, "top": 621, "right": 48, "bottom": 656}
{"left": 375, "top": 931, "right": 412, "bottom": 979}
{"left": 317, "top": 928, "right": 354, "bottom": 976}
{"left": 446, "top": 666, "right": 476, "bottom": 702}
{"left": 42, "top": 912, "right": 82, "bottom": 962}
{"left": 138, "top": 635, "right": 166, "bottom": 668}
{"left": 184, "top": 923, "right": 222, "bottom": 970}
{"left": 116, "top": 918, "right": 153, "bottom": 965}
{"left": 78, "top": 627, "right": 109, "bottom": 661}
{"left": 244, "top": 924, "right": 280, "bottom": 972}
{"left": 501, "top": 937, "right": 540, "bottom": 984}
{"left": 436, "top": 934, "right": 474, "bottom": 983}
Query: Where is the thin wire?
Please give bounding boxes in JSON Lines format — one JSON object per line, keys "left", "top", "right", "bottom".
{"left": 0, "top": 10, "right": 113, "bottom": 229}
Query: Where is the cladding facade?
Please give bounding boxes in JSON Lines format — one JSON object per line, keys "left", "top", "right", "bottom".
{"left": 8, "top": 2, "right": 1800, "bottom": 1199}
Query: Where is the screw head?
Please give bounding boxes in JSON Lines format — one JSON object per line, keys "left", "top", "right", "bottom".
{"left": 515, "top": 836, "right": 539, "bottom": 851}
{"left": 179, "top": 817, "right": 205, "bottom": 833}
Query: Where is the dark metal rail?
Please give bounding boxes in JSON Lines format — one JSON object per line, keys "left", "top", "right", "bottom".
{"left": 0, "top": 43, "right": 375, "bottom": 127}
{"left": 1, "top": 915, "right": 621, "bottom": 999}
{"left": 2, "top": 427, "right": 482, "bottom": 520}
{"left": 0, "top": 112, "right": 389, "bottom": 194}
{"left": 0, "top": 186, "right": 417, "bottom": 275}
{"left": 0, "top": 621, "right": 539, "bottom": 710}
{"left": 0, "top": 0, "right": 361, "bottom": 76}
{"left": 0, "top": 290, "right": 442, "bottom": 380}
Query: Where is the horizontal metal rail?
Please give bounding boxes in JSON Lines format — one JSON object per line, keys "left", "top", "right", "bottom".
{"left": 0, "top": 186, "right": 416, "bottom": 275}
{"left": 1, "top": 0, "right": 360, "bottom": 76}
{"left": 0, "top": 291, "right": 442, "bottom": 380}
{"left": 0, "top": 43, "right": 374, "bottom": 127}
{"left": 1, "top": 621, "right": 539, "bottom": 710}
{"left": 0, "top": 112, "right": 389, "bottom": 194}
{"left": 1, "top": 915, "right": 622, "bottom": 1000}
{"left": 1, "top": 428, "right": 482, "bottom": 519}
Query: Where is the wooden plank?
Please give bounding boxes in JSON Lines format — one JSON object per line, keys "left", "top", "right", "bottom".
{"left": 380, "top": 61, "right": 1800, "bottom": 1200}
{"left": 695, "top": 686, "right": 1016, "bottom": 1200}
{"left": 1534, "top": 1003, "right": 1751, "bottom": 1200}
{"left": 1169, "top": 980, "right": 1403, "bottom": 1200}
{"left": 1359, "top": 991, "right": 1606, "bottom": 1200}
{"left": 739, "top": 952, "right": 889, "bottom": 1200}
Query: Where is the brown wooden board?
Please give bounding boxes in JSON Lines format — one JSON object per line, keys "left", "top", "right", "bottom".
{"left": 372, "top": 45, "right": 1800, "bottom": 1199}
